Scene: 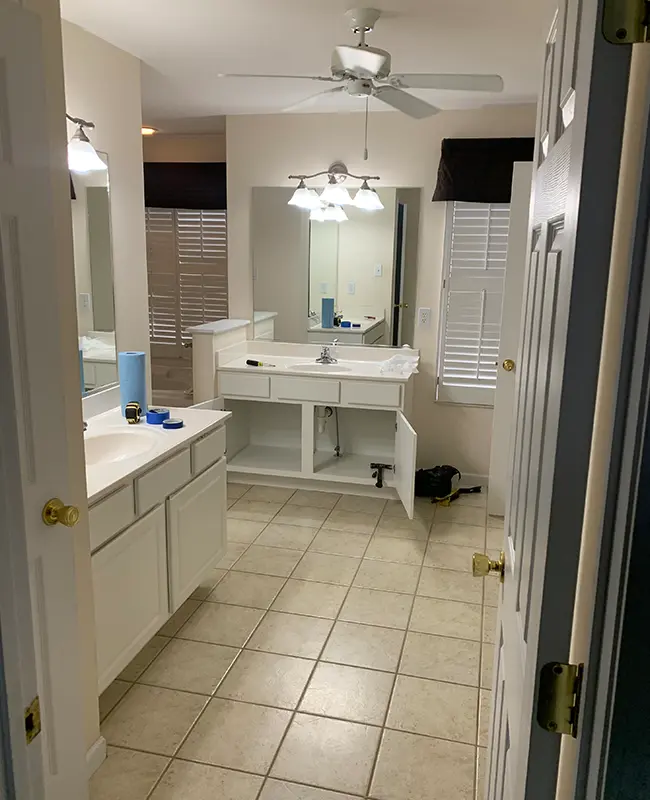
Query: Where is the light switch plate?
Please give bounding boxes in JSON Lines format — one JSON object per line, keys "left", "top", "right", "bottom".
{"left": 79, "top": 292, "right": 92, "bottom": 311}
{"left": 374, "top": 264, "right": 383, "bottom": 277}
{"left": 347, "top": 282, "right": 356, "bottom": 295}
{"left": 320, "top": 282, "right": 328, "bottom": 293}
{"left": 418, "top": 307, "right": 431, "bottom": 327}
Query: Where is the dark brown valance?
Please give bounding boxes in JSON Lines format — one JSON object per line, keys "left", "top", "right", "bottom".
{"left": 143, "top": 162, "right": 227, "bottom": 210}
{"left": 432, "top": 137, "right": 534, "bottom": 203}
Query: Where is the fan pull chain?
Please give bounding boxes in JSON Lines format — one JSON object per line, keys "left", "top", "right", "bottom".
{"left": 363, "top": 96, "right": 369, "bottom": 161}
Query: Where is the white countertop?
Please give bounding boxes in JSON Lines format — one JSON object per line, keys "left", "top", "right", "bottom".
{"left": 254, "top": 311, "right": 279, "bottom": 323}
{"left": 219, "top": 354, "right": 413, "bottom": 382}
{"left": 186, "top": 319, "right": 251, "bottom": 335}
{"left": 308, "top": 318, "right": 383, "bottom": 335}
{"left": 85, "top": 407, "right": 231, "bottom": 504}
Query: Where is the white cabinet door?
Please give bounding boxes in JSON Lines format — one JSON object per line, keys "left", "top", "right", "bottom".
{"left": 167, "top": 457, "right": 227, "bottom": 611}
{"left": 395, "top": 411, "right": 417, "bottom": 519}
{"left": 92, "top": 506, "right": 168, "bottom": 692}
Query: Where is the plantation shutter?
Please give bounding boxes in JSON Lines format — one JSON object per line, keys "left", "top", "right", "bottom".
{"left": 146, "top": 208, "right": 228, "bottom": 356}
{"left": 437, "top": 201, "right": 510, "bottom": 405}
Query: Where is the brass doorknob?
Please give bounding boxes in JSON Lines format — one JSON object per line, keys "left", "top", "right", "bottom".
{"left": 502, "top": 359, "right": 515, "bottom": 372}
{"left": 473, "top": 551, "right": 505, "bottom": 582}
{"left": 42, "top": 498, "right": 80, "bottom": 527}
{"left": 394, "top": 303, "right": 409, "bottom": 309}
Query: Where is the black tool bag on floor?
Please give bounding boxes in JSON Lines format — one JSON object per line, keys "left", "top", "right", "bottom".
{"left": 415, "top": 464, "right": 483, "bottom": 505}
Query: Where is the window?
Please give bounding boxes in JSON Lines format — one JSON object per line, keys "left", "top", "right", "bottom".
{"left": 437, "top": 201, "right": 510, "bottom": 406}
{"left": 145, "top": 208, "right": 228, "bottom": 353}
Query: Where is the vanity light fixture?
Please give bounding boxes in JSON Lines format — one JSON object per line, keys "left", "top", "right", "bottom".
{"left": 310, "top": 203, "right": 349, "bottom": 223}
{"left": 320, "top": 175, "right": 353, "bottom": 206}
{"left": 66, "top": 114, "right": 107, "bottom": 174}
{"left": 353, "top": 180, "right": 385, "bottom": 210}
{"left": 288, "top": 179, "right": 322, "bottom": 210}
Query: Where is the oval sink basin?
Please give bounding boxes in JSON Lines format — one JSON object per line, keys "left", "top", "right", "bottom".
{"left": 85, "top": 429, "right": 161, "bottom": 467}
{"left": 288, "top": 363, "right": 352, "bottom": 373}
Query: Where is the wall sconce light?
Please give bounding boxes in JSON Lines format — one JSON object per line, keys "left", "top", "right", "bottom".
{"left": 66, "top": 113, "right": 107, "bottom": 174}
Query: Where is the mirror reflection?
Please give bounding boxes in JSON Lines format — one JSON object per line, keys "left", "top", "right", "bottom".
{"left": 251, "top": 186, "right": 421, "bottom": 347}
{"left": 70, "top": 152, "right": 118, "bottom": 394}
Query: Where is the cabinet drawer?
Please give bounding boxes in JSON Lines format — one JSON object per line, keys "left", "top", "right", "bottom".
{"left": 136, "top": 448, "right": 191, "bottom": 515}
{"left": 89, "top": 484, "right": 135, "bottom": 553}
{"left": 341, "top": 381, "right": 402, "bottom": 408}
{"left": 192, "top": 425, "right": 226, "bottom": 474}
{"left": 220, "top": 372, "right": 270, "bottom": 398}
{"left": 92, "top": 505, "right": 168, "bottom": 692}
{"left": 273, "top": 376, "right": 340, "bottom": 404}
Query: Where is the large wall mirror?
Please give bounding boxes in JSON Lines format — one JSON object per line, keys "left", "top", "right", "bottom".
{"left": 251, "top": 186, "right": 422, "bottom": 346}
{"left": 71, "top": 152, "right": 117, "bottom": 394}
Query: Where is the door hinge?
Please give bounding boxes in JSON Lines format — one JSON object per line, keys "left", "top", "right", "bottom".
{"left": 25, "top": 696, "right": 41, "bottom": 745}
{"left": 536, "top": 662, "right": 584, "bottom": 737}
{"left": 603, "top": 0, "right": 650, "bottom": 43}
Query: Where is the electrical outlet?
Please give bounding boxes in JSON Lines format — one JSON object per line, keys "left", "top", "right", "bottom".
{"left": 374, "top": 264, "right": 383, "bottom": 277}
{"left": 418, "top": 307, "right": 431, "bottom": 327}
{"left": 347, "top": 281, "right": 356, "bottom": 295}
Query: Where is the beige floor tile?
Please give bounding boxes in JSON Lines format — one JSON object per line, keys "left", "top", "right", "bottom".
{"left": 384, "top": 497, "right": 436, "bottom": 517}
{"left": 424, "top": 542, "right": 477, "bottom": 573}
{"left": 486, "top": 526, "right": 504, "bottom": 549}
{"left": 150, "top": 760, "right": 263, "bottom": 800}
{"left": 271, "top": 579, "right": 347, "bottom": 619}
{"left": 434, "top": 505, "right": 486, "bottom": 527}
{"left": 99, "top": 680, "right": 131, "bottom": 723}
{"left": 158, "top": 599, "right": 201, "bottom": 637}
{"left": 399, "top": 632, "right": 480, "bottom": 686}
{"left": 476, "top": 748, "right": 487, "bottom": 800}
{"left": 410, "top": 597, "right": 482, "bottom": 641}
{"left": 300, "top": 662, "right": 393, "bottom": 725}
{"left": 255, "top": 522, "right": 319, "bottom": 550}
{"left": 289, "top": 490, "right": 341, "bottom": 509}
{"left": 177, "top": 603, "right": 264, "bottom": 647}
{"left": 353, "top": 560, "right": 420, "bottom": 594}
{"left": 429, "top": 523, "right": 486, "bottom": 548}
{"left": 271, "top": 714, "right": 381, "bottom": 795}
{"left": 102, "top": 684, "right": 207, "bottom": 756}
{"left": 118, "top": 636, "right": 171, "bottom": 682}
{"left": 139, "top": 639, "right": 239, "bottom": 695}
{"left": 178, "top": 698, "right": 291, "bottom": 773}
{"left": 483, "top": 606, "right": 497, "bottom": 644}
{"left": 365, "top": 537, "right": 426, "bottom": 566}
{"left": 292, "top": 552, "right": 361, "bottom": 585}
{"left": 191, "top": 569, "right": 228, "bottom": 600}
{"left": 387, "top": 675, "right": 478, "bottom": 744}
{"left": 245, "top": 485, "right": 296, "bottom": 504}
{"left": 417, "top": 567, "right": 482, "bottom": 605}
{"left": 375, "top": 515, "right": 431, "bottom": 540}
{"left": 226, "top": 518, "right": 266, "bottom": 544}
{"left": 90, "top": 746, "right": 169, "bottom": 800}
{"left": 454, "top": 490, "right": 487, "bottom": 508}
{"left": 229, "top": 499, "right": 284, "bottom": 522}
{"left": 481, "top": 643, "right": 494, "bottom": 689}
{"left": 323, "top": 621, "right": 405, "bottom": 672}
{"left": 371, "top": 729, "right": 475, "bottom": 800}
{"left": 309, "top": 529, "right": 371, "bottom": 558}
{"left": 247, "top": 611, "right": 333, "bottom": 658}
{"left": 334, "top": 495, "right": 387, "bottom": 515}
{"left": 483, "top": 576, "right": 501, "bottom": 607}
{"left": 234, "top": 545, "right": 303, "bottom": 577}
{"left": 487, "top": 514, "right": 505, "bottom": 529}
{"left": 324, "top": 509, "right": 379, "bottom": 534}
{"left": 260, "top": 779, "right": 358, "bottom": 800}
{"left": 215, "top": 542, "right": 250, "bottom": 570}
{"left": 208, "top": 571, "right": 285, "bottom": 609}
{"left": 216, "top": 650, "right": 314, "bottom": 709}
{"left": 340, "top": 588, "right": 412, "bottom": 630}
{"left": 275, "top": 504, "right": 331, "bottom": 527}
{"left": 479, "top": 689, "right": 491, "bottom": 746}
{"left": 227, "top": 482, "right": 251, "bottom": 500}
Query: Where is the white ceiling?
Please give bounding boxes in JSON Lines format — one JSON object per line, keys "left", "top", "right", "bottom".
{"left": 60, "top": 0, "right": 555, "bottom": 133}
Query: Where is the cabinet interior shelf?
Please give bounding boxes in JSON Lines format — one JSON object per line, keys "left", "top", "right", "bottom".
{"left": 228, "top": 444, "right": 302, "bottom": 476}
{"left": 313, "top": 451, "right": 394, "bottom": 485}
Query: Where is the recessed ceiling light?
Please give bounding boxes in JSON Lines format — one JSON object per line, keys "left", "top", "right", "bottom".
{"left": 141, "top": 126, "right": 158, "bottom": 136}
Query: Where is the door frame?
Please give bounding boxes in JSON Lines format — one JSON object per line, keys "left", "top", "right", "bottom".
{"left": 391, "top": 201, "right": 407, "bottom": 346}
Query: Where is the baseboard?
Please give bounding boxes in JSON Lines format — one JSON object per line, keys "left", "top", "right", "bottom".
{"left": 459, "top": 473, "right": 488, "bottom": 489}
{"left": 86, "top": 735, "right": 107, "bottom": 778}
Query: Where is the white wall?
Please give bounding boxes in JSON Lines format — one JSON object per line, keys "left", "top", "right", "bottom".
{"left": 227, "top": 106, "right": 537, "bottom": 478}
{"left": 63, "top": 21, "right": 150, "bottom": 383}
{"left": 143, "top": 134, "right": 226, "bottom": 162}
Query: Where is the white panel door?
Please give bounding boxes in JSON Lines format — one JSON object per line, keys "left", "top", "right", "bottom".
{"left": 0, "top": 2, "right": 87, "bottom": 798}
{"left": 486, "top": 1, "right": 632, "bottom": 798}
{"left": 488, "top": 163, "right": 533, "bottom": 517}
{"left": 167, "top": 458, "right": 227, "bottom": 610}
{"left": 395, "top": 411, "right": 417, "bottom": 519}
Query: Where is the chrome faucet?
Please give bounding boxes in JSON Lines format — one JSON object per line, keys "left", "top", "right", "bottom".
{"left": 316, "top": 339, "right": 339, "bottom": 365}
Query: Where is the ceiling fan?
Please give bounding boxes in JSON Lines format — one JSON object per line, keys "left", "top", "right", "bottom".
{"left": 218, "top": 7, "right": 504, "bottom": 119}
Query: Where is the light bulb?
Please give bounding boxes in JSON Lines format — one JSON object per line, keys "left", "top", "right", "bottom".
{"left": 320, "top": 176, "right": 353, "bottom": 206}
{"left": 288, "top": 180, "right": 322, "bottom": 210}
{"left": 67, "top": 127, "right": 107, "bottom": 173}
{"left": 353, "top": 181, "right": 384, "bottom": 211}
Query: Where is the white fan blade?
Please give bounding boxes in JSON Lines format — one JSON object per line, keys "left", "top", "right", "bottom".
{"left": 283, "top": 86, "right": 347, "bottom": 113}
{"left": 373, "top": 86, "right": 439, "bottom": 119}
{"left": 217, "top": 73, "right": 339, "bottom": 83}
{"left": 390, "top": 73, "right": 504, "bottom": 92}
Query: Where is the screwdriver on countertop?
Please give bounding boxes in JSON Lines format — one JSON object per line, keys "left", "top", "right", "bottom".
{"left": 246, "top": 359, "right": 276, "bottom": 367}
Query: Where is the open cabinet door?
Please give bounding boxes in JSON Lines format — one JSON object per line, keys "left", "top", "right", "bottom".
{"left": 395, "top": 411, "right": 417, "bottom": 519}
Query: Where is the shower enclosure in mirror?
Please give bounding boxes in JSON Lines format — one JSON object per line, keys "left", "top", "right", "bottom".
{"left": 251, "top": 186, "right": 421, "bottom": 346}
{"left": 70, "top": 152, "right": 117, "bottom": 394}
